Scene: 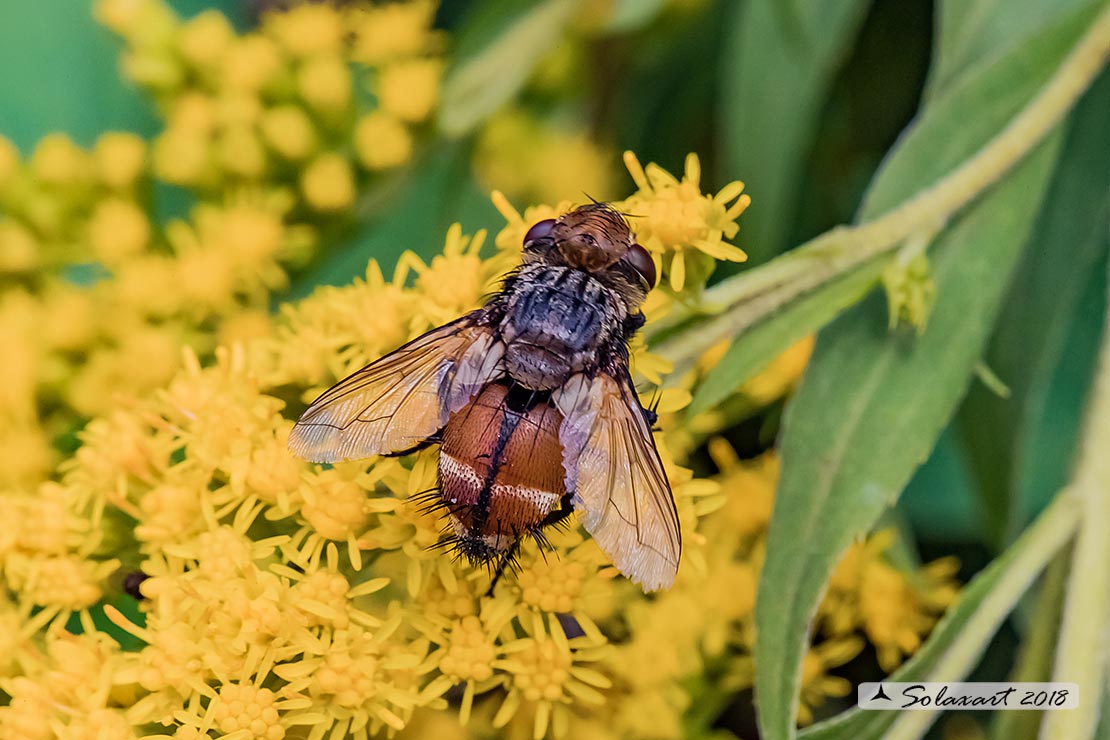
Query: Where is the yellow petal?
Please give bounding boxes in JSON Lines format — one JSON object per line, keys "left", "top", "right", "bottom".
{"left": 669, "top": 250, "right": 686, "bottom": 292}
{"left": 622, "top": 150, "right": 650, "bottom": 192}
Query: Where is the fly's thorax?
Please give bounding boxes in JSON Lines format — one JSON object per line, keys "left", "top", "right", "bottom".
{"left": 439, "top": 383, "right": 566, "bottom": 560}
{"left": 500, "top": 265, "right": 627, "bottom": 390}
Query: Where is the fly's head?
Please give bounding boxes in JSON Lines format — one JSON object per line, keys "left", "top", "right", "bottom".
{"left": 521, "top": 203, "right": 657, "bottom": 310}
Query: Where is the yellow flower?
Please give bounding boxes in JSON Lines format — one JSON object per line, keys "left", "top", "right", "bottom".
{"left": 261, "top": 105, "right": 319, "bottom": 161}
{"left": 209, "top": 683, "right": 286, "bottom": 740}
{"left": 6, "top": 554, "right": 119, "bottom": 634}
{"left": 349, "top": 0, "right": 440, "bottom": 65}
{"left": 93, "top": 132, "right": 147, "bottom": 189}
{"left": 377, "top": 58, "right": 442, "bottom": 123}
{"left": 87, "top": 198, "right": 151, "bottom": 262}
{"left": 215, "top": 92, "right": 263, "bottom": 128}
{"left": 797, "top": 637, "right": 863, "bottom": 724}
{"left": 301, "top": 153, "right": 355, "bottom": 211}
{"left": 274, "top": 620, "right": 427, "bottom": 737}
{"left": 224, "top": 35, "right": 284, "bottom": 92}
{"left": 297, "top": 55, "right": 352, "bottom": 112}
{"left": 217, "top": 124, "right": 268, "bottom": 179}
{"left": 494, "top": 613, "right": 612, "bottom": 740}
{"left": 94, "top": 0, "right": 177, "bottom": 43}
{"left": 401, "top": 224, "right": 509, "bottom": 324}
{"left": 0, "top": 220, "right": 39, "bottom": 274}
{"left": 121, "top": 48, "right": 184, "bottom": 90}
{"left": 739, "top": 334, "right": 815, "bottom": 405}
{"left": 177, "top": 9, "right": 234, "bottom": 71}
{"left": 819, "top": 529, "right": 960, "bottom": 671}
{"left": 858, "top": 554, "right": 960, "bottom": 671}
{"left": 517, "top": 557, "right": 588, "bottom": 615}
{"left": 265, "top": 3, "right": 345, "bottom": 58}
{"left": 354, "top": 111, "right": 413, "bottom": 171}
{"left": 621, "top": 151, "right": 750, "bottom": 290}
{"left": 168, "top": 92, "right": 217, "bottom": 134}
{"left": 30, "top": 133, "right": 89, "bottom": 185}
{"left": 707, "top": 442, "right": 778, "bottom": 543}
{"left": 299, "top": 468, "right": 372, "bottom": 545}
{"left": 153, "top": 127, "right": 211, "bottom": 186}
{"left": 0, "top": 424, "right": 54, "bottom": 489}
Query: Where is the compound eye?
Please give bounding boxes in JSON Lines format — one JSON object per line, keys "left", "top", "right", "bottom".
{"left": 622, "top": 243, "right": 656, "bottom": 290}
{"left": 523, "top": 219, "right": 556, "bottom": 246}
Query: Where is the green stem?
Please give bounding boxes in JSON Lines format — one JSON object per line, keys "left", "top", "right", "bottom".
{"left": 990, "top": 549, "right": 1071, "bottom": 740}
{"left": 652, "top": 5, "right": 1110, "bottom": 372}
{"left": 1040, "top": 257, "right": 1110, "bottom": 740}
{"left": 883, "top": 491, "right": 1082, "bottom": 740}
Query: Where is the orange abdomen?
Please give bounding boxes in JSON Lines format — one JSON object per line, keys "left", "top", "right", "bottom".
{"left": 439, "top": 383, "right": 566, "bottom": 559}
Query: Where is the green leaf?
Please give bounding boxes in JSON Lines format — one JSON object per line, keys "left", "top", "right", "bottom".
{"left": 859, "top": 1, "right": 1100, "bottom": 218}
{"left": 0, "top": 4, "right": 157, "bottom": 148}
{"left": 958, "top": 70, "right": 1110, "bottom": 546}
{"left": 687, "top": 256, "right": 883, "bottom": 416}
{"left": 717, "top": 0, "right": 871, "bottom": 263}
{"left": 926, "top": 0, "right": 1095, "bottom": 100}
{"left": 438, "top": 0, "right": 578, "bottom": 136}
{"left": 595, "top": 0, "right": 669, "bottom": 33}
{"left": 752, "top": 7, "right": 1100, "bottom": 732}
{"left": 798, "top": 492, "right": 1079, "bottom": 740}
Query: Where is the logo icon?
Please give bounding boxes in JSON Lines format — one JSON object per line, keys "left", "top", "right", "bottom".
{"left": 870, "top": 684, "right": 892, "bottom": 702}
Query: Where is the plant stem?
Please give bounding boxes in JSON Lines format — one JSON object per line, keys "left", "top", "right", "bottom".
{"left": 882, "top": 490, "right": 1082, "bottom": 740}
{"left": 990, "top": 549, "right": 1071, "bottom": 740}
{"left": 653, "top": 5, "right": 1110, "bottom": 372}
{"left": 1039, "top": 257, "right": 1110, "bottom": 740}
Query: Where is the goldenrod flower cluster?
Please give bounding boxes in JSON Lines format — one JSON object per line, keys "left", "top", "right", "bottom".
{"left": 0, "top": 0, "right": 442, "bottom": 491}
{"left": 0, "top": 120, "right": 958, "bottom": 739}
{"left": 96, "top": 0, "right": 441, "bottom": 204}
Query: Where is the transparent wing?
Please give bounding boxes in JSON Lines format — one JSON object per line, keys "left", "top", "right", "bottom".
{"left": 554, "top": 369, "right": 681, "bottom": 591}
{"left": 288, "top": 313, "right": 503, "bottom": 463}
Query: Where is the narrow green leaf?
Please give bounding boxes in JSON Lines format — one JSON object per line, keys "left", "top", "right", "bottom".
{"left": 687, "top": 257, "right": 883, "bottom": 416}
{"left": 438, "top": 0, "right": 578, "bottom": 136}
{"left": 717, "top": 0, "right": 871, "bottom": 263}
{"left": 989, "top": 550, "right": 1070, "bottom": 740}
{"left": 753, "top": 7, "right": 1100, "bottom": 735}
{"left": 1097, "top": 681, "right": 1110, "bottom": 740}
{"left": 596, "top": 0, "right": 669, "bottom": 33}
{"left": 958, "top": 70, "right": 1110, "bottom": 545}
{"left": 798, "top": 492, "right": 1079, "bottom": 740}
{"left": 926, "top": 0, "right": 1094, "bottom": 100}
{"left": 1041, "top": 294, "right": 1110, "bottom": 740}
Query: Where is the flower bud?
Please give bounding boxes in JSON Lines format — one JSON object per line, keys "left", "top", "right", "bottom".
{"left": 261, "top": 106, "right": 317, "bottom": 161}
{"left": 354, "top": 112, "right": 412, "bottom": 171}
{"left": 94, "top": 132, "right": 146, "bottom": 189}
{"left": 301, "top": 153, "right": 355, "bottom": 212}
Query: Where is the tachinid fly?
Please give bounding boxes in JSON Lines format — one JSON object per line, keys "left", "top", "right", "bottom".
{"left": 288, "top": 203, "right": 680, "bottom": 591}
